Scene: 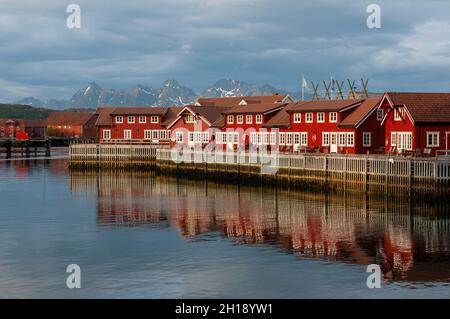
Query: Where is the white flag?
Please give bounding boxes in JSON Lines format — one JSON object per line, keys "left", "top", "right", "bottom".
{"left": 302, "top": 77, "right": 308, "bottom": 89}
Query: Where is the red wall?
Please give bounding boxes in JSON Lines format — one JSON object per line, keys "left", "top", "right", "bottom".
{"left": 354, "top": 108, "right": 385, "bottom": 154}
{"left": 169, "top": 113, "right": 214, "bottom": 147}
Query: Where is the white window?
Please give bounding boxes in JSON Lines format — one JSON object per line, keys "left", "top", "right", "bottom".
{"left": 227, "top": 115, "right": 234, "bottom": 124}
{"left": 160, "top": 130, "right": 167, "bottom": 140}
{"left": 305, "top": 113, "right": 313, "bottom": 123}
{"left": 185, "top": 114, "right": 195, "bottom": 123}
{"left": 237, "top": 115, "right": 243, "bottom": 124}
{"left": 176, "top": 131, "right": 183, "bottom": 142}
{"left": 293, "top": 133, "right": 300, "bottom": 145}
{"left": 394, "top": 107, "right": 404, "bottom": 121}
{"left": 250, "top": 132, "right": 257, "bottom": 144}
{"left": 286, "top": 133, "right": 292, "bottom": 145}
{"left": 301, "top": 133, "right": 308, "bottom": 146}
{"left": 391, "top": 132, "right": 397, "bottom": 146}
{"left": 139, "top": 116, "right": 147, "bottom": 123}
{"left": 151, "top": 116, "right": 158, "bottom": 123}
{"left": 115, "top": 116, "right": 123, "bottom": 124}
{"left": 188, "top": 132, "right": 194, "bottom": 143}
{"left": 293, "top": 113, "right": 301, "bottom": 123}
{"left": 270, "top": 132, "right": 276, "bottom": 145}
{"left": 167, "top": 130, "right": 171, "bottom": 140}
{"left": 203, "top": 132, "right": 209, "bottom": 143}
{"left": 339, "top": 133, "right": 346, "bottom": 146}
{"left": 222, "top": 132, "right": 227, "bottom": 144}
{"left": 329, "top": 112, "right": 337, "bottom": 123}
{"left": 233, "top": 132, "right": 239, "bottom": 144}
{"left": 124, "top": 129, "right": 132, "bottom": 140}
{"left": 152, "top": 130, "right": 159, "bottom": 140}
{"left": 377, "top": 109, "right": 384, "bottom": 121}
{"left": 396, "top": 132, "right": 413, "bottom": 151}
{"left": 263, "top": 132, "right": 269, "bottom": 145}
{"left": 246, "top": 115, "right": 252, "bottom": 124}
{"left": 347, "top": 133, "right": 354, "bottom": 147}
{"left": 257, "top": 132, "right": 263, "bottom": 145}
{"left": 322, "top": 132, "right": 330, "bottom": 146}
{"left": 427, "top": 132, "right": 440, "bottom": 147}
{"left": 363, "top": 132, "right": 372, "bottom": 147}
{"left": 279, "top": 133, "right": 286, "bottom": 145}
{"left": 256, "top": 114, "right": 263, "bottom": 124}
{"left": 317, "top": 112, "right": 325, "bottom": 123}
{"left": 227, "top": 132, "right": 233, "bottom": 144}
{"left": 103, "top": 129, "right": 111, "bottom": 140}
{"left": 144, "top": 130, "right": 151, "bottom": 139}
{"left": 195, "top": 132, "right": 202, "bottom": 143}
{"left": 128, "top": 116, "right": 135, "bottom": 124}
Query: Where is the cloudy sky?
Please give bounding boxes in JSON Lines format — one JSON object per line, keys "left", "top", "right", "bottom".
{"left": 1, "top": 0, "right": 450, "bottom": 102}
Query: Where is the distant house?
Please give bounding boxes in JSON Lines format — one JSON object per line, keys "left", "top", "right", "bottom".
{"left": 0, "top": 119, "right": 25, "bottom": 139}
{"left": 46, "top": 112, "right": 98, "bottom": 138}
{"left": 23, "top": 119, "right": 47, "bottom": 140}
{"left": 378, "top": 92, "right": 450, "bottom": 156}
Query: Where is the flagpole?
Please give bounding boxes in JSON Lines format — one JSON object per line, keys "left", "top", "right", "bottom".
{"left": 301, "top": 74, "right": 305, "bottom": 101}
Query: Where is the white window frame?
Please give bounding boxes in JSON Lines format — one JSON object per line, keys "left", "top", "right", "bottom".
{"left": 256, "top": 114, "right": 263, "bottom": 124}
{"left": 257, "top": 132, "right": 263, "bottom": 145}
{"left": 246, "top": 115, "right": 252, "bottom": 124}
{"left": 250, "top": 132, "right": 257, "bottom": 144}
{"left": 329, "top": 112, "right": 337, "bottom": 123}
{"left": 176, "top": 131, "right": 183, "bottom": 143}
{"left": 115, "top": 116, "right": 123, "bottom": 124}
{"left": 194, "top": 132, "right": 202, "bottom": 143}
{"left": 150, "top": 116, "right": 158, "bottom": 123}
{"left": 227, "top": 115, "right": 234, "bottom": 124}
{"left": 128, "top": 116, "right": 135, "bottom": 124}
{"left": 322, "top": 132, "right": 330, "bottom": 146}
{"left": 426, "top": 132, "right": 440, "bottom": 147}
{"left": 346, "top": 132, "right": 355, "bottom": 147}
{"left": 286, "top": 133, "right": 292, "bottom": 145}
{"left": 185, "top": 114, "right": 195, "bottom": 123}
{"left": 139, "top": 116, "right": 147, "bottom": 124}
{"left": 237, "top": 115, "right": 243, "bottom": 124}
{"left": 305, "top": 113, "right": 313, "bottom": 123}
{"left": 293, "top": 133, "right": 300, "bottom": 145}
{"left": 394, "top": 108, "right": 404, "bottom": 121}
{"left": 103, "top": 129, "right": 111, "bottom": 140}
{"left": 263, "top": 132, "right": 269, "bottom": 145}
{"left": 152, "top": 130, "right": 159, "bottom": 140}
{"left": 363, "top": 132, "right": 372, "bottom": 147}
{"left": 160, "top": 130, "right": 167, "bottom": 140}
{"left": 391, "top": 132, "right": 397, "bottom": 146}
{"left": 377, "top": 109, "right": 384, "bottom": 121}
{"left": 203, "top": 132, "right": 209, "bottom": 143}
{"left": 124, "top": 129, "right": 132, "bottom": 140}
{"left": 144, "top": 130, "right": 151, "bottom": 140}
{"left": 167, "top": 130, "right": 171, "bottom": 140}
{"left": 293, "top": 113, "right": 301, "bottom": 123}
{"left": 338, "top": 133, "right": 346, "bottom": 146}
{"left": 317, "top": 112, "right": 325, "bottom": 123}
{"left": 233, "top": 132, "right": 239, "bottom": 144}
{"left": 396, "top": 132, "right": 413, "bottom": 151}
{"left": 279, "top": 132, "right": 286, "bottom": 145}
{"left": 270, "top": 132, "right": 276, "bottom": 145}
{"left": 301, "top": 133, "right": 308, "bottom": 146}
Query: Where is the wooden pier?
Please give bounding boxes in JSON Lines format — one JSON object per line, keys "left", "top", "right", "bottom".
{"left": 0, "top": 139, "right": 51, "bottom": 159}
{"left": 69, "top": 144, "right": 450, "bottom": 197}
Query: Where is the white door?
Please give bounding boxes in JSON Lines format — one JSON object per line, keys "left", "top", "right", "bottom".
{"left": 188, "top": 132, "right": 194, "bottom": 147}
{"left": 330, "top": 133, "right": 338, "bottom": 153}
{"left": 124, "top": 130, "right": 132, "bottom": 140}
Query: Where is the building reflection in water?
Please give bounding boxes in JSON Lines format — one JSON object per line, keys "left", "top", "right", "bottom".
{"left": 70, "top": 170, "right": 450, "bottom": 283}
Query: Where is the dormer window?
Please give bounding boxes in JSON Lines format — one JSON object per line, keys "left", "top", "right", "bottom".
{"left": 394, "top": 107, "right": 405, "bottom": 121}
{"left": 185, "top": 114, "right": 195, "bottom": 123}
{"left": 377, "top": 109, "right": 384, "bottom": 121}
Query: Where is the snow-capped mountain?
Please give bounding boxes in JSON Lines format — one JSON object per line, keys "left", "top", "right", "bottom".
{"left": 15, "top": 97, "right": 44, "bottom": 107}
{"left": 15, "top": 79, "right": 303, "bottom": 109}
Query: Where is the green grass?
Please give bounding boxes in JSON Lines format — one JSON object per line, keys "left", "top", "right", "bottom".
{"left": 0, "top": 104, "right": 96, "bottom": 120}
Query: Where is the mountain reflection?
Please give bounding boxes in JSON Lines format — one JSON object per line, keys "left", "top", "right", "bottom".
{"left": 70, "top": 171, "right": 450, "bottom": 283}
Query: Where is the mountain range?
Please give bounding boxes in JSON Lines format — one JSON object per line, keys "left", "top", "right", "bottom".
{"left": 14, "top": 79, "right": 306, "bottom": 109}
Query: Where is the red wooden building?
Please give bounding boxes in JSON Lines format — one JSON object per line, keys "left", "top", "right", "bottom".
{"left": 47, "top": 112, "right": 98, "bottom": 138}
{"left": 378, "top": 92, "right": 450, "bottom": 156}
{"left": 283, "top": 98, "right": 384, "bottom": 154}
{"left": 96, "top": 107, "right": 182, "bottom": 144}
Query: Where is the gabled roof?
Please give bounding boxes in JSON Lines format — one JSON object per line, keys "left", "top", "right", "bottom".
{"left": 46, "top": 112, "right": 96, "bottom": 126}
{"left": 23, "top": 119, "right": 46, "bottom": 128}
{"left": 338, "top": 98, "right": 381, "bottom": 128}
{"left": 95, "top": 107, "right": 116, "bottom": 126}
{"left": 167, "top": 105, "right": 230, "bottom": 129}
{"left": 286, "top": 99, "right": 364, "bottom": 113}
{"left": 161, "top": 107, "right": 183, "bottom": 127}
{"left": 222, "top": 102, "right": 287, "bottom": 115}
{"left": 263, "top": 102, "right": 308, "bottom": 128}
{"left": 385, "top": 92, "right": 450, "bottom": 123}
{"left": 110, "top": 107, "right": 169, "bottom": 116}
{"left": 196, "top": 94, "right": 289, "bottom": 107}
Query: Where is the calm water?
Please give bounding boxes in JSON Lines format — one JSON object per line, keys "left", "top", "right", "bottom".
{"left": 0, "top": 156, "right": 449, "bottom": 298}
